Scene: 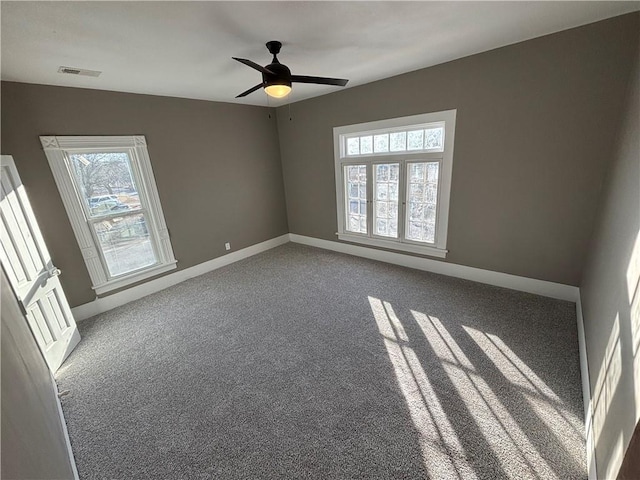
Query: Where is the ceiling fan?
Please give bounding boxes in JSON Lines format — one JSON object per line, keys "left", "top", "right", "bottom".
{"left": 233, "top": 41, "right": 349, "bottom": 99}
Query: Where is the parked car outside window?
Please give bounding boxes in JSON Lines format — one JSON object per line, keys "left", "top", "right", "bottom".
{"left": 90, "top": 198, "right": 130, "bottom": 215}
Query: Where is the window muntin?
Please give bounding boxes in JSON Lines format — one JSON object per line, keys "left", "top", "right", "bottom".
{"left": 41, "top": 136, "right": 177, "bottom": 294}
{"left": 334, "top": 111, "right": 456, "bottom": 258}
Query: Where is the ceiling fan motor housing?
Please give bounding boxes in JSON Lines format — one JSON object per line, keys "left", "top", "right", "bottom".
{"left": 262, "top": 62, "right": 291, "bottom": 88}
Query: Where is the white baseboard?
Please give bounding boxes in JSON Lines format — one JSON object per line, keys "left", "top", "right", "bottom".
{"left": 576, "top": 293, "right": 598, "bottom": 480}
{"left": 73, "top": 232, "right": 580, "bottom": 320}
{"left": 50, "top": 372, "right": 79, "bottom": 480}
{"left": 289, "top": 234, "right": 580, "bottom": 302}
{"left": 71, "top": 234, "right": 290, "bottom": 321}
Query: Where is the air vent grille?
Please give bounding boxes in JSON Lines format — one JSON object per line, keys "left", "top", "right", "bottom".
{"left": 57, "top": 66, "right": 101, "bottom": 77}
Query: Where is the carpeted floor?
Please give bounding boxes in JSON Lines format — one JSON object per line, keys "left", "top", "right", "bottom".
{"left": 56, "top": 243, "right": 586, "bottom": 479}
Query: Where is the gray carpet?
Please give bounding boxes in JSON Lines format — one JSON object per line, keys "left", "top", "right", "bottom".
{"left": 56, "top": 243, "right": 586, "bottom": 479}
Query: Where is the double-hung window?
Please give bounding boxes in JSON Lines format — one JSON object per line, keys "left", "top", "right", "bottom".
{"left": 334, "top": 110, "right": 456, "bottom": 258}
{"left": 41, "top": 135, "right": 177, "bottom": 294}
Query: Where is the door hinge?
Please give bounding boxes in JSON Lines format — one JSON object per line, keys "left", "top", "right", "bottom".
{"left": 18, "top": 301, "right": 28, "bottom": 317}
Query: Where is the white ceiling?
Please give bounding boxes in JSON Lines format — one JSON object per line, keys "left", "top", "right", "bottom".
{"left": 2, "top": 1, "right": 638, "bottom": 107}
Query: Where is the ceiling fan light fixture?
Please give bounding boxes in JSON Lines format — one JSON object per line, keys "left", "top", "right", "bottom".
{"left": 233, "top": 41, "right": 348, "bottom": 99}
{"left": 264, "top": 83, "right": 292, "bottom": 98}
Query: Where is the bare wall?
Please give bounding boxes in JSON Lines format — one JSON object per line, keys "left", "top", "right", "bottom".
{"left": 1, "top": 269, "right": 76, "bottom": 479}
{"left": 1, "top": 83, "right": 288, "bottom": 307}
{"left": 579, "top": 33, "right": 640, "bottom": 479}
{"left": 276, "top": 13, "right": 639, "bottom": 286}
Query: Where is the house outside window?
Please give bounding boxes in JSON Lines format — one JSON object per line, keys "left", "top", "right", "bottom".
{"left": 41, "top": 135, "right": 177, "bottom": 294}
{"left": 333, "top": 110, "right": 457, "bottom": 258}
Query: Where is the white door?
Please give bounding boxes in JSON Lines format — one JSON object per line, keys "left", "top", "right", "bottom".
{"left": 0, "top": 155, "right": 80, "bottom": 372}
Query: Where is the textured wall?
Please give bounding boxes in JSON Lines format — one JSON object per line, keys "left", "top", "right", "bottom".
{"left": 579, "top": 29, "right": 640, "bottom": 479}
{"left": 1, "top": 83, "right": 288, "bottom": 307}
{"left": 276, "top": 13, "right": 639, "bottom": 286}
{"left": 1, "top": 270, "right": 76, "bottom": 479}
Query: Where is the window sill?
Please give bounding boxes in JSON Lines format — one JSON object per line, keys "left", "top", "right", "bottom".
{"left": 337, "top": 233, "right": 448, "bottom": 258}
{"left": 93, "top": 261, "right": 177, "bottom": 295}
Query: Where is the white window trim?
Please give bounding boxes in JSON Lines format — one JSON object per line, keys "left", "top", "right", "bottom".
{"left": 333, "top": 110, "right": 456, "bottom": 258}
{"left": 40, "top": 135, "right": 177, "bottom": 295}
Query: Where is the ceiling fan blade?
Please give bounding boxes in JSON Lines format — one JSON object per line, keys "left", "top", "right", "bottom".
{"left": 291, "top": 75, "right": 349, "bottom": 87}
{"left": 236, "top": 83, "right": 264, "bottom": 98}
{"left": 232, "top": 57, "right": 274, "bottom": 76}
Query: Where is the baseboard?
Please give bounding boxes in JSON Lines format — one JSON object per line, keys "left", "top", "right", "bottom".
{"left": 576, "top": 293, "right": 598, "bottom": 480}
{"left": 71, "top": 234, "right": 290, "bottom": 321}
{"left": 289, "top": 234, "right": 580, "bottom": 302}
{"left": 73, "top": 232, "right": 579, "bottom": 319}
{"left": 50, "top": 372, "right": 79, "bottom": 480}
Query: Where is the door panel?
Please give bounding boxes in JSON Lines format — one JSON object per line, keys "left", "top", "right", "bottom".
{"left": 0, "top": 155, "right": 80, "bottom": 372}
{"left": 0, "top": 173, "right": 44, "bottom": 278}
{"left": 28, "top": 301, "right": 55, "bottom": 346}
{"left": 0, "top": 220, "right": 27, "bottom": 284}
{"left": 49, "top": 290, "right": 72, "bottom": 331}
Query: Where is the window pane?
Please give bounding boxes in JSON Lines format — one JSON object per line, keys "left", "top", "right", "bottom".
{"left": 427, "top": 162, "right": 439, "bottom": 182}
{"left": 425, "top": 127, "right": 444, "bottom": 150}
{"left": 406, "top": 162, "right": 439, "bottom": 243}
{"left": 374, "top": 134, "right": 389, "bottom": 153}
{"left": 390, "top": 132, "right": 407, "bottom": 152}
{"left": 360, "top": 136, "right": 373, "bottom": 154}
{"left": 376, "top": 201, "right": 388, "bottom": 217}
{"left": 374, "top": 163, "right": 399, "bottom": 238}
{"left": 347, "top": 137, "right": 360, "bottom": 156}
{"left": 407, "top": 130, "right": 424, "bottom": 150}
{"left": 345, "top": 165, "right": 367, "bottom": 234}
{"left": 69, "top": 152, "right": 141, "bottom": 218}
{"left": 389, "top": 202, "right": 398, "bottom": 219}
{"left": 410, "top": 163, "right": 425, "bottom": 182}
{"left": 93, "top": 212, "right": 157, "bottom": 277}
{"left": 376, "top": 183, "right": 388, "bottom": 200}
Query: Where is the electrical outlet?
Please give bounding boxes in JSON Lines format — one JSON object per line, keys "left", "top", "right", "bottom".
{"left": 225, "top": 242, "right": 231, "bottom": 251}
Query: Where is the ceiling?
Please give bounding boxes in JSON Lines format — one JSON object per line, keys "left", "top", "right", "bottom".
{"left": 2, "top": 1, "right": 638, "bottom": 107}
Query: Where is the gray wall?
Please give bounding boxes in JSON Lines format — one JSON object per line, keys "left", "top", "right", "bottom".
{"left": 276, "top": 13, "right": 639, "bottom": 286}
{"left": 579, "top": 38, "right": 639, "bottom": 479}
{"left": 1, "top": 269, "right": 76, "bottom": 479}
{"left": 1, "top": 83, "right": 288, "bottom": 307}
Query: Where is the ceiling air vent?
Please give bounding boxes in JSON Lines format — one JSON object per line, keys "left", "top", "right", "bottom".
{"left": 57, "top": 66, "right": 101, "bottom": 77}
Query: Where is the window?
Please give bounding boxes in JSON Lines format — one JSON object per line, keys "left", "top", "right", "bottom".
{"left": 41, "top": 135, "right": 177, "bottom": 294}
{"left": 334, "top": 110, "right": 456, "bottom": 258}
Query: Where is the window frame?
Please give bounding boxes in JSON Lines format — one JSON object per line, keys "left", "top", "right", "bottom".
{"left": 40, "top": 135, "right": 177, "bottom": 294}
{"left": 333, "top": 110, "right": 456, "bottom": 258}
